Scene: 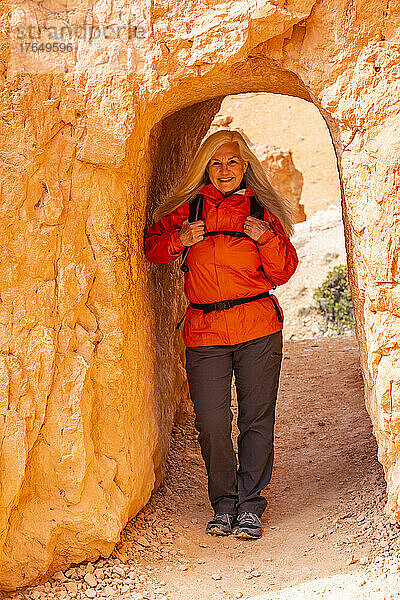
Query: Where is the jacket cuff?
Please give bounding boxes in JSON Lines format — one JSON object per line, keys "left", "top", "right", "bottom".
{"left": 169, "top": 229, "right": 186, "bottom": 255}
{"left": 256, "top": 228, "right": 278, "bottom": 245}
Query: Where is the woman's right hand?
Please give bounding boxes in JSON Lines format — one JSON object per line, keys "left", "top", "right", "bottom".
{"left": 178, "top": 220, "right": 205, "bottom": 246}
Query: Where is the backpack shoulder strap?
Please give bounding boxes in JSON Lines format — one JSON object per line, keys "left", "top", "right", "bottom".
{"left": 180, "top": 193, "right": 204, "bottom": 274}
{"left": 250, "top": 194, "right": 280, "bottom": 235}
{"left": 188, "top": 194, "right": 203, "bottom": 222}
{"left": 250, "top": 195, "right": 264, "bottom": 221}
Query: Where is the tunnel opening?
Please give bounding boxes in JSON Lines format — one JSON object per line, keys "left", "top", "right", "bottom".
{"left": 143, "top": 84, "right": 372, "bottom": 504}
{"left": 121, "top": 87, "right": 388, "bottom": 596}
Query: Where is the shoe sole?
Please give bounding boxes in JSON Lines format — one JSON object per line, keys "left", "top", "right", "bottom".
{"left": 205, "top": 526, "right": 232, "bottom": 536}
{"left": 233, "top": 529, "right": 262, "bottom": 539}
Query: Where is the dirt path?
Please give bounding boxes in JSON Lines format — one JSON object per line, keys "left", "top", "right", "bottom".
{"left": 7, "top": 336, "right": 400, "bottom": 600}
{"left": 119, "top": 335, "right": 400, "bottom": 600}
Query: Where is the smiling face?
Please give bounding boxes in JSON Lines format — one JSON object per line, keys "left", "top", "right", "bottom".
{"left": 206, "top": 142, "right": 248, "bottom": 195}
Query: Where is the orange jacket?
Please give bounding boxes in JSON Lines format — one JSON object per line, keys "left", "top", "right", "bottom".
{"left": 144, "top": 183, "right": 299, "bottom": 347}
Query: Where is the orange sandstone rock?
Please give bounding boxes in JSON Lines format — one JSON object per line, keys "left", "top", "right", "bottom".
{"left": 0, "top": 0, "right": 400, "bottom": 590}
{"left": 258, "top": 145, "right": 306, "bottom": 223}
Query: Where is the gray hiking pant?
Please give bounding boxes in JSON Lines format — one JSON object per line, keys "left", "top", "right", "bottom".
{"left": 185, "top": 330, "right": 283, "bottom": 517}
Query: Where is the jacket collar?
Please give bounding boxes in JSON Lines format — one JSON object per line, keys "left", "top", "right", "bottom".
{"left": 198, "top": 182, "right": 254, "bottom": 201}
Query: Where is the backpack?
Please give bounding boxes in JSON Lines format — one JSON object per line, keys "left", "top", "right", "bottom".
{"left": 175, "top": 192, "right": 284, "bottom": 329}
{"left": 180, "top": 192, "right": 273, "bottom": 273}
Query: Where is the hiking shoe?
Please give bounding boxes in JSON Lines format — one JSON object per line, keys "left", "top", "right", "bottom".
{"left": 232, "top": 512, "right": 263, "bottom": 539}
{"left": 205, "top": 513, "right": 235, "bottom": 536}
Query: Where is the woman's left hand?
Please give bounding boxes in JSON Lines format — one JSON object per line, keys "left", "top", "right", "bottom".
{"left": 243, "top": 216, "right": 270, "bottom": 241}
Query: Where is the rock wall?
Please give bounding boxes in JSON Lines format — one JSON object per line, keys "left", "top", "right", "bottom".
{"left": 1, "top": 0, "right": 400, "bottom": 590}
{"left": 258, "top": 145, "right": 306, "bottom": 222}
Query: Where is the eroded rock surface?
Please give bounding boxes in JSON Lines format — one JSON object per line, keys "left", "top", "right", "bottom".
{"left": 258, "top": 145, "right": 306, "bottom": 222}
{"left": 1, "top": 0, "right": 400, "bottom": 590}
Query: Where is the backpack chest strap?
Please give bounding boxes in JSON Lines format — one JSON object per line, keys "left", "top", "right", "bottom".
{"left": 203, "top": 230, "right": 248, "bottom": 239}
{"left": 180, "top": 192, "right": 267, "bottom": 273}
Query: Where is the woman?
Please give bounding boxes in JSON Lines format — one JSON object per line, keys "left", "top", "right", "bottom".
{"left": 144, "top": 129, "right": 299, "bottom": 539}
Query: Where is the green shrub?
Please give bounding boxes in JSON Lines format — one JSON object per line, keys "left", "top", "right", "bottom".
{"left": 313, "top": 264, "right": 355, "bottom": 334}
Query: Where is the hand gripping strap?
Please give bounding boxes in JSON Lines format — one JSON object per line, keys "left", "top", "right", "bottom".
{"left": 179, "top": 192, "right": 276, "bottom": 273}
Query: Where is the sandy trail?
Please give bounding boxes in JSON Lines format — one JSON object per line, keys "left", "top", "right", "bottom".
{"left": 116, "top": 335, "right": 400, "bottom": 600}
{"left": 6, "top": 335, "right": 400, "bottom": 600}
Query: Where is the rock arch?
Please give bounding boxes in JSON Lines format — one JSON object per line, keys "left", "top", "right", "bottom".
{"left": 1, "top": 0, "right": 399, "bottom": 590}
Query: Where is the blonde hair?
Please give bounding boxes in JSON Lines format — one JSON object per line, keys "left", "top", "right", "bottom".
{"left": 152, "top": 129, "right": 296, "bottom": 237}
